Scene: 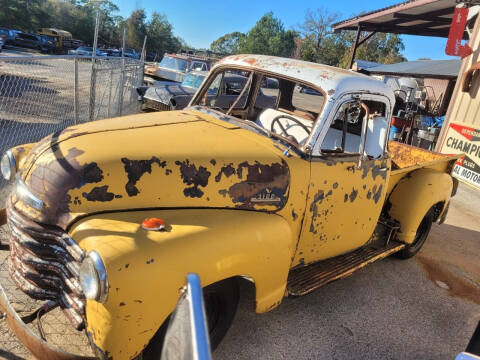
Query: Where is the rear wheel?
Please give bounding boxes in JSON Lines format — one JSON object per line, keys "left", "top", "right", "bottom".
{"left": 142, "top": 278, "right": 239, "bottom": 359}
{"left": 396, "top": 209, "right": 433, "bottom": 259}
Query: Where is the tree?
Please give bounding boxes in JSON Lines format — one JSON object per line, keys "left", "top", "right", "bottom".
{"left": 210, "top": 32, "right": 245, "bottom": 54}
{"left": 124, "top": 9, "right": 147, "bottom": 51}
{"left": 238, "top": 12, "right": 297, "bottom": 57}
{"left": 146, "top": 12, "right": 182, "bottom": 58}
{"left": 297, "top": 8, "right": 406, "bottom": 68}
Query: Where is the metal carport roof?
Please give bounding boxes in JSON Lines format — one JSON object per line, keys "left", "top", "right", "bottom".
{"left": 365, "top": 59, "right": 462, "bottom": 79}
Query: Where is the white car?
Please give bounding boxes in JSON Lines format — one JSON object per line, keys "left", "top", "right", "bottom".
{"left": 68, "top": 46, "right": 107, "bottom": 57}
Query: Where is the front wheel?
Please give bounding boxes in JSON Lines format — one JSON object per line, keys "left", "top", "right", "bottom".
{"left": 142, "top": 278, "right": 239, "bottom": 359}
{"left": 396, "top": 209, "right": 434, "bottom": 259}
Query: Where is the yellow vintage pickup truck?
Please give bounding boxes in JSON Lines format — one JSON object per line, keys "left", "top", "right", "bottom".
{"left": 0, "top": 55, "right": 460, "bottom": 359}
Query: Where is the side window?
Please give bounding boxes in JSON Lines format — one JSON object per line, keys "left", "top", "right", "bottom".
{"left": 199, "top": 69, "right": 252, "bottom": 110}
{"left": 321, "top": 101, "right": 364, "bottom": 153}
{"left": 321, "top": 99, "right": 387, "bottom": 158}
{"left": 255, "top": 76, "right": 280, "bottom": 110}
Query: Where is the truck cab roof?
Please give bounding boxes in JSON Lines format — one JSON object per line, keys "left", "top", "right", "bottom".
{"left": 216, "top": 54, "right": 395, "bottom": 104}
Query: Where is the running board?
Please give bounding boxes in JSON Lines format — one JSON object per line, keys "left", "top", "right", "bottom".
{"left": 287, "top": 241, "right": 405, "bottom": 296}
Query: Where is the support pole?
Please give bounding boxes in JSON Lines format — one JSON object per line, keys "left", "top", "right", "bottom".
{"left": 118, "top": 28, "right": 126, "bottom": 116}
{"left": 89, "top": 11, "right": 100, "bottom": 122}
{"left": 349, "top": 25, "right": 362, "bottom": 70}
{"left": 74, "top": 56, "right": 79, "bottom": 124}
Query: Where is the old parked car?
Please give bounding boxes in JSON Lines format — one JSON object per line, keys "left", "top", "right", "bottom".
{"left": 0, "top": 55, "right": 460, "bottom": 360}
{"left": 138, "top": 71, "right": 276, "bottom": 112}
{"left": 144, "top": 53, "right": 212, "bottom": 83}
{"left": 68, "top": 46, "right": 107, "bottom": 57}
{"left": 10, "top": 32, "right": 41, "bottom": 51}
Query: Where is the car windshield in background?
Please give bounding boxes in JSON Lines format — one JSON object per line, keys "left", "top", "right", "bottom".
{"left": 159, "top": 56, "right": 188, "bottom": 72}
{"left": 0, "top": 29, "right": 8, "bottom": 36}
{"left": 79, "top": 47, "right": 93, "bottom": 51}
{"left": 42, "top": 35, "right": 56, "bottom": 42}
{"left": 181, "top": 74, "right": 205, "bottom": 89}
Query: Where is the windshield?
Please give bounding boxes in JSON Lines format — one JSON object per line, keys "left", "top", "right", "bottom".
{"left": 41, "top": 35, "right": 56, "bottom": 42}
{"left": 181, "top": 74, "right": 205, "bottom": 89}
{"left": 159, "top": 56, "right": 188, "bottom": 72}
{"left": 79, "top": 47, "right": 93, "bottom": 51}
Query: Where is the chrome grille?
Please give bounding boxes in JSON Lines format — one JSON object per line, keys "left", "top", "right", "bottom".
{"left": 143, "top": 98, "right": 170, "bottom": 111}
{"left": 6, "top": 200, "right": 86, "bottom": 330}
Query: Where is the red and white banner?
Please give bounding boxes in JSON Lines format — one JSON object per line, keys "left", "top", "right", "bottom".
{"left": 445, "top": 7, "right": 473, "bottom": 58}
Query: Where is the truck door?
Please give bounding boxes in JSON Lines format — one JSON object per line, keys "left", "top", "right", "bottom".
{"left": 293, "top": 94, "right": 392, "bottom": 266}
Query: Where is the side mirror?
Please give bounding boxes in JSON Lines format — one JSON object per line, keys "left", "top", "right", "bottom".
{"left": 161, "top": 273, "right": 211, "bottom": 360}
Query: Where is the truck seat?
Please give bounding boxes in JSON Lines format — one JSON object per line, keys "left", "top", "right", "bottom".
{"left": 256, "top": 108, "right": 313, "bottom": 145}
{"left": 365, "top": 116, "right": 387, "bottom": 158}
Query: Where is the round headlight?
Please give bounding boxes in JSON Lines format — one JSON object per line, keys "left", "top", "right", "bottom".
{"left": 1, "top": 150, "right": 16, "bottom": 181}
{"left": 79, "top": 251, "right": 108, "bottom": 302}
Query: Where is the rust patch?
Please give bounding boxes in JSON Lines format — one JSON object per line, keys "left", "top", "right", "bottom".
{"left": 225, "top": 161, "right": 289, "bottom": 208}
{"left": 82, "top": 185, "right": 122, "bottom": 202}
{"left": 291, "top": 209, "right": 298, "bottom": 221}
{"left": 215, "top": 163, "right": 236, "bottom": 182}
{"left": 308, "top": 189, "right": 333, "bottom": 235}
{"left": 389, "top": 141, "right": 447, "bottom": 169}
{"left": 121, "top": 157, "right": 166, "bottom": 196}
{"left": 372, "top": 184, "right": 383, "bottom": 204}
{"left": 175, "top": 160, "right": 211, "bottom": 198}
{"left": 417, "top": 255, "right": 480, "bottom": 305}
{"left": 349, "top": 188, "right": 358, "bottom": 202}
{"left": 210, "top": 159, "right": 216, "bottom": 166}
{"left": 327, "top": 89, "right": 335, "bottom": 96}
{"left": 244, "top": 57, "right": 258, "bottom": 66}
{"left": 24, "top": 147, "right": 112, "bottom": 227}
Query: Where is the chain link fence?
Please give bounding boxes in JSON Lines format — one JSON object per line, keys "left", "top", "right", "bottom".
{"left": 0, "top": 54, "right": 144, "bottom": 194}
{"left": 0, "top": 55, "right": 144, "bottom": 157}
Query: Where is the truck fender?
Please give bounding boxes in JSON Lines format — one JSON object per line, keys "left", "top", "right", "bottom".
{"left": 386, "top": 168, "right": 452, "bottom": 244}
{"left": 69, "top": 208, "right": 294, "bottom": 359}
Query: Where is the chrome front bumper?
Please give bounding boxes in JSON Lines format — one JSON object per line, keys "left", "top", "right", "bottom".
{"left": 0, "top": 208, "right": 98, "bottom": 359}
{"left": 0, "top": 283, "right": 96, "bottom": 360}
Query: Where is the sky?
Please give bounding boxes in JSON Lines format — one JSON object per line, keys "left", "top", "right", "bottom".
{"left": 115, "top": 0, "right": 456, "bottom": 61}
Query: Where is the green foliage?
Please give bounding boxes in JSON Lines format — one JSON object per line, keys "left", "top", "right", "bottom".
{"left": 297, "top": 8, "right": 406, "bottom": 68}
{"left": 210, "top": 32, "right": 245, "bottom": 54}
{"left": 238, "top": 12, "right": 297, "bottom": 57}
{"left": 0, "top": 0, "right": 182, "bottom": 54}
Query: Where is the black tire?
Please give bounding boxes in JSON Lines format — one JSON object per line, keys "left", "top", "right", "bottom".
{"left": 142, "top": 278, "right": 239, "bottom": 359}
{"left": 396, "top": 209, "right": 434, "bottom": 259}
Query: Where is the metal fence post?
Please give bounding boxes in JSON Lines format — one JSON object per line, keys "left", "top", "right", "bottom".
{"left": 118, "top": 28, "right": 126, "bottom": 116}
{"left": 89, "top": 11, "right": 100, "bottom": 122}
{"left": 74, "top": 56, "right": 79, "bottom": 124}
{"left": 107, "top": 67, "right": 113, "bottom": 118}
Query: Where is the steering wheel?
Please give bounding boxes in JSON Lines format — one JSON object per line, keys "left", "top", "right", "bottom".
{"left": 270, "top": 115, "right": 311, "bottom": 142}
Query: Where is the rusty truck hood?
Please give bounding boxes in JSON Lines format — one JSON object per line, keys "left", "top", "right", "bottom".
{"left": 16, "top": 110, "right": 290, "bottom": 229}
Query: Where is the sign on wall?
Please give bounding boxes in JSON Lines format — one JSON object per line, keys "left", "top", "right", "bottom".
{"left": 441, "top": 122, "right": 480, "bottom": 188}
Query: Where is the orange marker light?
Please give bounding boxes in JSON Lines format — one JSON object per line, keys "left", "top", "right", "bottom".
{"left": 142, "top": 218, "right": 166, "bottom": 231}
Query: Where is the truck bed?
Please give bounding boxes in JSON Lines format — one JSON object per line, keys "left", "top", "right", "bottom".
{"left": 387, "top": 141, "right": 461, "bottom": 194}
